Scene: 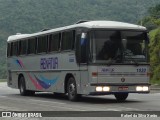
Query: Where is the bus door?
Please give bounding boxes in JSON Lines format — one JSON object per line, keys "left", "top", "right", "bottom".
{"left": 76, "top": 32, "right": 89, "bottom": 94}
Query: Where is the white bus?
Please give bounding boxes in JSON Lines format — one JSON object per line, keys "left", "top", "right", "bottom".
{"left": 7, "top": 21, "right": 150, "bottom": 101}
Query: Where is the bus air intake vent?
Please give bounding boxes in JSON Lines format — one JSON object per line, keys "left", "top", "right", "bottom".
{"left": 75, "top": 20, "right": 89, "bottom": 24}
{"left": 40, "top": 28, "right": 50, "bottom": 32}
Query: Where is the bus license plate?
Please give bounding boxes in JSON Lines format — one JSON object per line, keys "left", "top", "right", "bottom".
{"left": 118, "top": 86, "right": 128, "bottom": 91}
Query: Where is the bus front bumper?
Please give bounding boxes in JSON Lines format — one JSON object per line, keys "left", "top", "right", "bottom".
{"left": 89, "top": 83, "right": 151, "bottom": 95}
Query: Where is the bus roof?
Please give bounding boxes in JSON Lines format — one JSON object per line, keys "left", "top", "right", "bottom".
{"left": 7, "top": 20, "right": 147, "bottom": 42}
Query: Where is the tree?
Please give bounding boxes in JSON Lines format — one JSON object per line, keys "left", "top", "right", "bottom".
{"left": 140, "top": 4, "right": 160, "bottom": 30}
{"left": 149, "top": 29, "right": 160, "bottom": 84}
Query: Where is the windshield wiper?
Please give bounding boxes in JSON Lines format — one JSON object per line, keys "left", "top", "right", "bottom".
{"left": 107, "top": 55, "right": 121, "bottom": 66}
{"left": 106, "top": 50, "right": 139, "bottom": 66}
{"left": 123, "top": 51, "right": 139, "bottom": 66}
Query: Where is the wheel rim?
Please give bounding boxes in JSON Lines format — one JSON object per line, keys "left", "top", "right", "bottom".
{"left": 69, "top": 83, "right": 75, "bottom": 97}
{"left": 20, "top": 82, "right": 24, "bottom": 93}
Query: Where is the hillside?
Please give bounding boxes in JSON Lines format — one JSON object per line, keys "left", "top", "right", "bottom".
{"left": 0, "top": 0, "right": 160, "bottom": 78}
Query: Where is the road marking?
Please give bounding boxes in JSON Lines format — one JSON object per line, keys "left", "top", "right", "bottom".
{"left": 29, "top": 99, "right": 67, "bottom": 105}
{"left": 98, "top": 105, "right": 140, "bottom": 111}
{"left": 24, "top": 99, "right": 87, "bottom": 111}
{"left": 119, "top": 107, "right": 140, "bottom": 111}
{"left": 0, "top": 95, "right": 7, "bottom": 97}
{"left": 106, "top": 108, "right": 120, "bottom": 111}
{"left": 29, "top": 99, "right": 117, "bottom": 111}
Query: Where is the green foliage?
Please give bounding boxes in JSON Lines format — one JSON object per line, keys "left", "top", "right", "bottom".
{"left": 148, "top": 4, "right": 160, "bottom": 19}
{"left": 0, "top": 79, "right": 7, "bottom": 82}
{"left": 140, "top": 4, "right": 160, "bottom": 30}
{"left": 149, "top": 29, "right": 160, "bottom": 84}
{"left": 140, "top": 17, "right": 157, "bottom": 30}
{"left": 141, "top": 3, "right": 160, "bottom": 84}
{"left": 0, "top": 0, "right": 160, "bottom": 78}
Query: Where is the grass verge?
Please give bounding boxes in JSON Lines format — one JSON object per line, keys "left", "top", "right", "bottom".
{"left": 0, "top": 79, "right": 7, "bottom": 82}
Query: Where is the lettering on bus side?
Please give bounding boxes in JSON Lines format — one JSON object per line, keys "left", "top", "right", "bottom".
{"left": 101, "top": 68, "right": 115, "bottom": 73}
{"left": 40, "top": 57, "right": 58, "bottom": 70}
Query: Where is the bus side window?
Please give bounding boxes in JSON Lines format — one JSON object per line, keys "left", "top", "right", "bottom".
{"left": 10, "top": 43, "right": 13, "bottom": 56}
{"left": 28, "top": 38, "right": 37, "bottom": 54}
{"left": 61, "top": 30, "right": 75, "bottom": 51}
{"left": 37, "top": 36, "right": 47, "bottom": 53}
{"left": 11, "top": 42, "right": 18, "bottom": 56}
{"left": 7, "top": 43, "right": 11, "bottom": 57}
{"left": 48, "top": 33, "right": 61, "bottom": 52}
{"left": 19, "top": 40, "right": 27, "bottom": 55}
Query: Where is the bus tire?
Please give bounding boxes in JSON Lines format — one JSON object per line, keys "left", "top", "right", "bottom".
{"left": 114, "top": 93, "right": 128, "bottom": 102}
{"left": 19, "top": 76, "right": 35, "bottom": 96}
{"left": 67, "top": 77, "right": 78, "bottom": 101}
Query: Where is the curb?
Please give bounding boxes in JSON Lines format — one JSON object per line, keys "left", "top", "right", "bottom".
{"left": 150, "top": 85, "right": 160, "bottom": 90}
{"left": 151, "top": 88, "right": 160, "bottom": 90}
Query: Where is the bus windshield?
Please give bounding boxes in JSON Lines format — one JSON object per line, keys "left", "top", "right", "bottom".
{"left": 93, "top": 30, "right": 149, "bottom": 64}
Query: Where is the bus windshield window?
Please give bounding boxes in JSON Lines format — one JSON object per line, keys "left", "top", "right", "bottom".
{"left": 94, "top": 30, "right": 148, "bottom": 64}
{"left": 95, "top": 30, "right": 121, "bottom": 62}
{"left": 121, "top": 31, "right": 147, "bottom": 63}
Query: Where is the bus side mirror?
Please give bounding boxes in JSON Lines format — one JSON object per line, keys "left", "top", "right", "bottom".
{"left": 122, "top": 39, "right": 127, "bottom": 50}
{"left": 146, "top": 33, "right": 150, "bottom": 44}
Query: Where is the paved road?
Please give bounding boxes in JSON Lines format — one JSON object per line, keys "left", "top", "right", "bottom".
{"left": 0, "top": 82, "right": 160, "bottom": 120}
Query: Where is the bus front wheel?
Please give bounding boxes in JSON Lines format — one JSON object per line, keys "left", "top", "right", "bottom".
{"left": 114, "top": 93, "right": 128, "bottom": 102}
{"left": 67, "top": 77, "right": 78, "bottom": 101}
{"left": 19, "top": 76, "right": 34, "bottom": 96}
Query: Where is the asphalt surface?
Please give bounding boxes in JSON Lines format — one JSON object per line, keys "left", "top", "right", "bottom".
{"left": 0, "top": 82, "right": 160, "bottom": 120}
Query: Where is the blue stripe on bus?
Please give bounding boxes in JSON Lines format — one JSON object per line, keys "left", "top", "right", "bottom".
{"left": 34, "top": 75, "right": 58, "bottom": 89}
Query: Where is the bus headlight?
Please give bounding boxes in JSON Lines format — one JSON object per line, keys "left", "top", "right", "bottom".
{"left": 136, "top": 86, "right": 149, "bottom": 91}
{"left": 96, "top": 86, "right": 110, "bottom": 92}
{"left": 143, "top": 86, "right": 149, "bottom": 91}
{"left": 103, "top": 87, "right": 110, "bottom": 92}
{"left": 96, "top": 87, "right": 103, "bottom": 92}
{"left": 136, "top": 86, "right": 143, "bottom": 91}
